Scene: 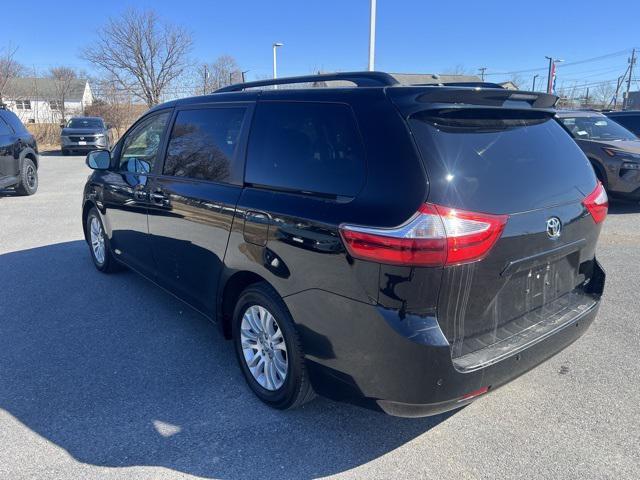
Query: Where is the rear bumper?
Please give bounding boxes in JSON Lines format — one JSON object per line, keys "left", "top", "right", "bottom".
{"left": 284, "top": 261, "right": 604, "bottom": 417}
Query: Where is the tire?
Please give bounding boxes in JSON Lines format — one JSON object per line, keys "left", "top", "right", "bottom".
{"left": 15, "top": 158, "right": 38, "bottom": 196}
{"left": 233, "top": 282, "right": 315, "bottom": 410}
{"left": 86, "top": 207, "right": 120, "bottom": 273}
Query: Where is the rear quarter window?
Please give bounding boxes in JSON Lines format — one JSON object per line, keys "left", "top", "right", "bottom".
{"left": 245, "top": 102, "right": 365, "bottom": 197}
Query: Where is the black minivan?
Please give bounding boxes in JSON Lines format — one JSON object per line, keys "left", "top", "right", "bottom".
{"left": 82, "top": 72, "right": 606, "bottom": 417}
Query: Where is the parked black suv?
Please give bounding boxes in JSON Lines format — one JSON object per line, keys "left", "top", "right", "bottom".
{"left": 82, "top": 72, "right": 606, "bottom": 417}
{"left": 604, "top": 110, "right": 640, "bottom": 137}
{"left": 0, "top": 106, "right": 39, "bottom": 195}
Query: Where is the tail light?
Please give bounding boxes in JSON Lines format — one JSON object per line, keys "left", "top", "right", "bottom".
{"left": 582, "top": 182, "right": 608, "bottom": 224}
{"left": 339, "top": 203, "right": 508, "bottom": 267}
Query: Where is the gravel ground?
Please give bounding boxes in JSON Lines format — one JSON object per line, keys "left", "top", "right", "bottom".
{"left": 0, "top": 154, "right": 638, "bottom": 480}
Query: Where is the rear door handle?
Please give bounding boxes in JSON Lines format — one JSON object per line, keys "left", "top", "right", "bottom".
{"left": 133, "top": 190, "right": 148, "bottom": 201}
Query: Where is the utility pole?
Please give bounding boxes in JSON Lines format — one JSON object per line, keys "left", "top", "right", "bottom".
{"left": 613, "top": 72, "right": 628, "bottom": 109}
{"left": 532, "top": 74, "right": 539, "bottom": 91}
{"left": 368, "top": 0, "right": 376, "bottom": 71}
{"left": 478, "top": 67, "right": 487, "bottom": 81}
{"left": 585, "top": 87, "right": 590, "bottom": 107}
{"left": 624, "top": 48, "right": 636, "bottom": 110}
{"left": 202, "top": 65, "right": 209, "bottom": 95}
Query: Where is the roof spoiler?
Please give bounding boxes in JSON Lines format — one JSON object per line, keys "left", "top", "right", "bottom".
{"left": 388, "top": 87, "right": 558, "bottom": 113}
{"left": 215, "top": 71, "right": 399, "bottom": 93}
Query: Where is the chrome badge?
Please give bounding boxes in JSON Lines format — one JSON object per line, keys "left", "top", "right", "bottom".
{"left": 546, "top": 217, "right": 562, "bottom": 239}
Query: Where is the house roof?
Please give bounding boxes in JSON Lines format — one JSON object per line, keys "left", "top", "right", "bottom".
{"left": 2, "top": 77, "right": 89, "bottom": 101}
{"left": 390, "top": 73, "right": 483, "bottom": 85}
{"left": 498, "top": 81, "right": 519, "bottom": 90}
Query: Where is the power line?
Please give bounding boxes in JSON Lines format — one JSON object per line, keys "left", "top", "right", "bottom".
{"left": 485, "top": 48, "right": 634, "bottom": 77}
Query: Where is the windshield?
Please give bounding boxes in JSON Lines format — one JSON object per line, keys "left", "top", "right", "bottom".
{"left": 66, "top": 118, "right": 104, "bottom": 129}
{"left": 559, "top": 115, "right": 636, "bottom": 141}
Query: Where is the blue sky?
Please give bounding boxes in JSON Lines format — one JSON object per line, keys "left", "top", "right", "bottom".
{"left": 4, "top": 0, "right": 639, "bottom": 91}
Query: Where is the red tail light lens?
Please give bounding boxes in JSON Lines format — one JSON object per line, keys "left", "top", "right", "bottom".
{"left": 339, "top": 203, "right": 508, "bottom": 267}
{"left": 582, "top": 182, "right": 608, "bottom": 224}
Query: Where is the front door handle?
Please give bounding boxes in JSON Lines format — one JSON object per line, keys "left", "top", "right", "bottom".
{"left": 150, "top": 191, "right": 170, "bottom": 207}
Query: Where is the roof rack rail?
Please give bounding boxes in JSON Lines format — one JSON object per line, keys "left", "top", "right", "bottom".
{"left": 215, "top": 71, "right": 399, "bottom": 93}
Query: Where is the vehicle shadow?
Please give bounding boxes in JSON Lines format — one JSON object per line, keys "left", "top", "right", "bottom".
{"left": 0, "top": 241, "right": 452, "bottom": 479}
{"left": 39, "top": 149, "right": 62, "bottom": 156}
{"left": 608, "top": 199, "right": 640, "bottom": 215}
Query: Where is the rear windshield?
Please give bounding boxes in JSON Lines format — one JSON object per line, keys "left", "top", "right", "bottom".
{"left": 558, "top": 115, "right": 636, "bottom": 141}
{"left": 409, "top": 109, "right": 596, "bottom": 214}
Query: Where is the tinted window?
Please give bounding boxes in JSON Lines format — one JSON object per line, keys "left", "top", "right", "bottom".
{"left": 67, "top": 118, "right": 104, "bottom": 129}
{"left": 0, "top": 117, "right": 12, "bottom": 135}
{"left": 163, "top": 107, "right": 246, "bottom": 183}
{"left": 120, "top": 111, "right": 170, "bottom": 173}
{"left": 246, "top": 102, "right": 365, "bottom": 197}
{"left": 409, "top": 109, "right": 596, "bottom": 213}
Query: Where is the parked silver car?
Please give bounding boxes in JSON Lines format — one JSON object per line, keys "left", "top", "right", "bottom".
{"left": 61, "top": 117, "right": 111, "bottom": 155}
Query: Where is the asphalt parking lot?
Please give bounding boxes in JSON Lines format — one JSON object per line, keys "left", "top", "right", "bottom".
{"left": 0, "top": 154, "right": 638, "bottom": 480}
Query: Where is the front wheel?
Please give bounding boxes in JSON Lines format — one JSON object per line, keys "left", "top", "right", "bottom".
{"left": 86, "top": 208, "right": 120, "bottom": 273}
{"left": 15, "top": 158, "right": 38, "bottom": 195}
{"left": 233, "top": 282, "right": 315, "bottom": 410}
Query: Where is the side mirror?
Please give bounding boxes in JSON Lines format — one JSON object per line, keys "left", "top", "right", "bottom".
{"left": 86, "top": 150, "right": 111, "bottom": 170}
{"left": 60, "top": 123, "right": 65, "bottom": 129}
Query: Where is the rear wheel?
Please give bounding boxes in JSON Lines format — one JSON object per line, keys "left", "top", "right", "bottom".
{"left": 86, "top": 208, "right": 120, "bottom": 273}
{"left": 15, "top": 158, "right": 38, "bottom": 196}
{"left": 233, "top": 282, "right": 315, "bottom": 410}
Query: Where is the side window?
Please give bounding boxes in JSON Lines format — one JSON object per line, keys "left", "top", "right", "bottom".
{"left": 163, "top": 107, "right": 246, "bottom": 183}
{"left": 245, "top": 102, "right": 365, "bottom": 197}
{"left": 0, "top": 117, "right": 12, "bottom": 135}
{"left": 119, "top": 111, "right": 170, "bottom": 173}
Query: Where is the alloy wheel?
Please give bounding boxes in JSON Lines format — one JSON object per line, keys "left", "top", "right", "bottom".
{"left": 90, "top": 216, "right": 106, "bottom": 265}
{"left": 240, "top": 305, "right": 288, "bottom": 391}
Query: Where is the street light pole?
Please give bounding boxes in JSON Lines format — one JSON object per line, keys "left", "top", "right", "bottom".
{"left": 532, "top": 74, "right": 539, "bottom": 92}
{"left": 272, "top": 42, "right": 283, "bottom": 89}
{"left": 545, "top": 56, "right": 553, "bottom": 94}
{"left": 368, "top": 0, "right": 376, "bottom": 71}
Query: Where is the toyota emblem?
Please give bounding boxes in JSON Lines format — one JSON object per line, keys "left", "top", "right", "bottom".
{"left": 546, "top": 217, "right": 562, "bottom": 239}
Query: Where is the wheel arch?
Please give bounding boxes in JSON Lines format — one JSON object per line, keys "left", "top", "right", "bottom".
{"left": 82, "top": 200, "right": 97, "bottom": 243}
{"left": 588, "top": 157, "right": 607, "bottom": 188}
{"left": 219, "top": 270, "right": 271, "bottom": 340}
{"left": 20, "top": 148, "right": 39, "bottom": 170}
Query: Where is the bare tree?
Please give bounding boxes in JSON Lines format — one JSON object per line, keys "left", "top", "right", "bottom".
{"left": 442, "top": 64, "right": 471, "bottom": 76}
{"left": 196, "top": 55, "right": 240, "bottom": 94}
{"left": 508, "top": 73, "right": 524, "bottom": 89}
{"left": 595, "top": 82, "right": 615, "bottom": 108}
{"left": 83, "top": 8, "right": 192, "bottom": 107}
{"left": 49, "top": 66, "right": 78, "bottom": 122}
{"left": 0, "top": 44, "right": 24, "bottom": 101}
{"left": 88, "top": 75, "right": 146, "bottom": 138}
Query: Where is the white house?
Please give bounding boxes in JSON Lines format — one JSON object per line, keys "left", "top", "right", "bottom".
{"left": 1, "top": 77, "right": 93, "bottom": 124}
